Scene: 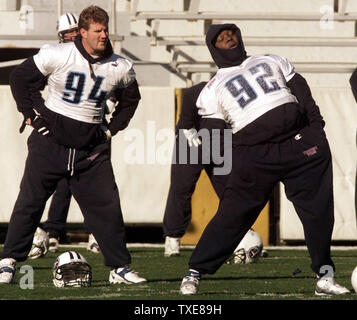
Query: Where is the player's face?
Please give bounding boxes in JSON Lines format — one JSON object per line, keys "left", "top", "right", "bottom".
{"left": 81, "top": 21, "right": 109, "bottom": 55}
{"left": 215, "top": 29, "right": 238, "bottom": 50}
{"left": 63, "top": 28, "right": 78, "bottom": 43}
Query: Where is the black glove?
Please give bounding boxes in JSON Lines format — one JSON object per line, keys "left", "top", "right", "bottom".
{"left": 31, "top": 115, "right": 51, "bottom": 136}
{"left": 94, "top": 124, "right": 112, "bottom": 145}
{"left": 100, "top": 124, "right": 112, "bottom": 141}
{"left": 19, "top": 119, "right": 27, "bottom": 133}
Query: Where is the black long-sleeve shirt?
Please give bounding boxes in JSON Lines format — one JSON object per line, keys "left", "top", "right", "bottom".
{"left": 176, "top": 82, "right": 207, "bottom": 131}
{"left": 287, "top": 72, "right": 325, "bottom": 130}
{"left": 350, "top": 68, "right": 357, "bottom": 103}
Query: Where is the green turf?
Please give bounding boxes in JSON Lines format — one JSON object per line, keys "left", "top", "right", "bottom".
{"left": 0, "top": 246, "right": 356, "bottom": 300}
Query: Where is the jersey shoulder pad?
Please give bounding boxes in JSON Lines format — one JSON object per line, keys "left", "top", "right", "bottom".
{"left": 261, "top": 53, "right": 291, "bottom": 65}
{"left": 263, "top": 54, "right": 295, "bottom": 80}
{"left": 106, "top": 54, "right": 136, "bottom": 87}
{"left": 107, "top": 54, "right": 133, "bottom": 71}
{"left": 36, "top": 42, "right": 74, "bottom": 63}
{"left": 39, "top": 42, "right": 73, "bottom": 55}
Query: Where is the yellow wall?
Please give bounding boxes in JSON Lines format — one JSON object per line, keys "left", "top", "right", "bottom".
{"left": 181, "top": 171, "right": 270, "bottom": 246}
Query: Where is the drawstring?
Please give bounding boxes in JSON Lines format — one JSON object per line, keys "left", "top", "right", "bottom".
{"left": 67, "top": 148, "right": 76, "bottom": 176}
{"left": 88, "top": 61, "right": 96, "bottom": 80}
{"left": 67, "top": 148, "right": 72, "bottom": 172}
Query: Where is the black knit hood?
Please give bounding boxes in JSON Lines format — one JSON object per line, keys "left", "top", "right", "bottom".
{"left": 74, "top": 35, "right": 113, "bottom": 64}
{"left": 205, "top": 24, "right": 247, "bottom": 68}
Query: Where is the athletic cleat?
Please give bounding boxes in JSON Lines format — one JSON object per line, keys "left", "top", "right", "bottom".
{"left": 179, "top": 270, "right": 201, "bottom": 295}
{"left": 315, "top": 276, "right": 350, "bottom": 296}
{"left": 0, "top": 258, "right": 16, "bottom": 284}
{"left": 87, "top": 233, "right": 100, "bottom": 253}
{"left": 49, "top": 237, "right": 59, "bottom": 253}
{"left": 164, "top": 236, "right": 180, "bottom": 257}
{"left": 109, "top": 266, "right": 147, "bottom": 284}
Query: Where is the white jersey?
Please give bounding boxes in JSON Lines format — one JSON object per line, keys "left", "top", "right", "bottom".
{"left": 197, "top": 54, "right": 298, "bottom": 134}
{"left": 33, "top": 42, "right": 135, "bottom": 124}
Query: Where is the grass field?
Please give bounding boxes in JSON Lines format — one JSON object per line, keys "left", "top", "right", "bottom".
{"left": 1, "top": 245, "right": 357, "bottom": 302}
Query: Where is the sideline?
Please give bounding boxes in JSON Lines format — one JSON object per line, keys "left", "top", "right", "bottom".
{"left": 59, "top": 243, "right": 357, "bottom": 251}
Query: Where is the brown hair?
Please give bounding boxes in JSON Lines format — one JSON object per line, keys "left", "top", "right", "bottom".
{"left": 78, "top": 5, "right": 109, "bottom": 30}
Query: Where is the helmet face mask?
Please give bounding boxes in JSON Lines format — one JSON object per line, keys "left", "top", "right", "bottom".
{"left": 53, "top": 251, "right": 92, "bottom": 288}
{"left": 244, "top": 244, "right": 262, "bottom": 264}
{"left": 227, "top": 229, "right": 263, "bottom": 265}
{"left": 231, "top": 248, "right": 246, "bottom": 264}
{"left": 59, "top": 28, "right": 79, "bottom": 43}
{"left": 57, "top": 13, "right": 79, "bottom": 43}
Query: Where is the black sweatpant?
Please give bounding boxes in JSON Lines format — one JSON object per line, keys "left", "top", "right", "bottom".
{"left": 163, "top": 119, "right": 231, "bottom": 238}
{"left": 162, "top": 147, "right": 229, "bottom": 238}
{"left": 42, "top": 177, "right": 71, "bottom": 236}
{"left": 1, "top": 131, "right": 130, "bottom": 268}
{"left": 189, "top": 126, "right": 335, "bottom": 275}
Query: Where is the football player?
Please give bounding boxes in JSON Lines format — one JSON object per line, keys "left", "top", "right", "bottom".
{"left": 179, "top": 23, "right": 350, "bottom": 296}
{"left": 348, "top": 69, "right": 357, "bottom": 220}
{"left": 0, "top": 5, "right": 146, "bottom": 285}
{"left": 27, "top": 12, "right": 100, "bottom": 255}
{"left": 163, "top": 82, "right": 266, "bottom": 260}
{"left": 43, "top": 12, "right": 100, "bottom": 253}
{"left": 163, "top": 81, "right": 231, "bottom": 257}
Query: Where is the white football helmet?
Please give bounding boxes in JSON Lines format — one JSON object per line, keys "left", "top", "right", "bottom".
{"left": 229, "top": 229, "right": 263, "bottom": 264}
{"left": 351, "top": 266, "right": 357, "bottom": 293}
{"left": 28, "top": 227, "right": 49, "bottom": 259}
{"left": 56, "top": 12, "right": 79, "bottom": 43}
{"left": 53, "top": 251, "right": 92, "bottom": 288}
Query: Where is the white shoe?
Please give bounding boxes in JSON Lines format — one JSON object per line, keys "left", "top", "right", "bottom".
{"left": 28, "top": 227, "right": 49, "bottom": 259}
{"left": 87, "top": 234, "right": 100, "bottom": 253}
{"left": 179, "top": 270, "right": 201, "bottom": 295}
{"left": 164, "top": 236, "right": 180, "bottom": 257}
{"left": 109, "top": 266, "right": 147, "bottom": 284}
{"left": 48, "top": 237, "right": 59, "bottom": 253}
{"left": 315, "top": 275, "right": 350, "bottom": 296}
{"left": 0, "top": 258, "right": 16, "bottom": 284}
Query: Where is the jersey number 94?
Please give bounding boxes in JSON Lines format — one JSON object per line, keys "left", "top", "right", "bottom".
{"left": 62, "top": 71, "right": 107, "bottom": 108}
